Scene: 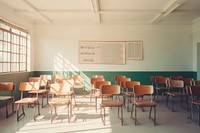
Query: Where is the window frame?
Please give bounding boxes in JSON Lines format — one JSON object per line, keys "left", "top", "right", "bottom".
{"left": 0, "top": 19, "right": 30, "bottom": 73}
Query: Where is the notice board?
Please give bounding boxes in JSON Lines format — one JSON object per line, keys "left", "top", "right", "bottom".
{"left": 79, "top": 41, "right": 125, "bottom": 64}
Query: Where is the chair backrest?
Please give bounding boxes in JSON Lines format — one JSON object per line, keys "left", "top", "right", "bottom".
{"left": 73, "top": 74, "right": 85, "bottom": 85}
{"left": 170, "top": 76, "right": 183, "bottom": 80}
{"left": 125, "top": 81, "right": 141, "bottom": 89}
{"left": 50, "top": 83, "right": 71, "bottom": 96}
{"left": 101, "top": 85, "right": 120, "bottom": 95}
{"left": 134, "top": 85, "right": 154, "bottom": 95}
{"left": 155, "top": 77, "right": 169, "bottom": 87}
{"left": 182, "top": 78, "right": 193, "bottom": 86}
{"left": 115, "top": 75, "right": 126, "bottom": 84}
{"left": 29, "top": 77, "right": 40, "bottom": 82}
{"left": 19, "top": 82, "right": 40, "bottom": 91}
{"left": 119, "top": 78, "right": 131, "bottom": 88}
{"left": 191, "top": 80, "right": 200, "bottom": 86}
{"left": 92, "top": 75, "right": 104, "bottom": 79}
{"left": 150, "top": 76, "right": 164, "bottom": 83}
{"left": 0, "top": 82, "right": 15, "bottom": 91}
{"left": 29, "top": 77, "right": 47, "bottom": 88}
{"left": 133, "top": 85, "right": 154, "bottom": 102}
{"left": 90, "top": 77, "right": 105, "bottom": 85}
{"left": 167, "top": 80, "right": 184, "bottom": 88}
{"left": 94, "top": 81, "right": 111, "bottom": 90}
{"left": 52, "top": 74, "right": 63, "bottom": 84}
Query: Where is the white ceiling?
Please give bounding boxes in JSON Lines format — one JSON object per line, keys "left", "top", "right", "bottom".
{"left": 0, "top": 0, "right": 200, "bottom": 25}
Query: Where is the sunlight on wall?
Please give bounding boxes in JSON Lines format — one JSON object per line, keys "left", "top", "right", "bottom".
{"left": 53, "top": 53, "right": 91, "bottom": 91}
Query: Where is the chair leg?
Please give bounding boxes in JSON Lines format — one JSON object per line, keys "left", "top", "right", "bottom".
{"left": 171, "top": 96, "right": 174, "bottom": 112}
{"left": 131, "top": 104, "right": 134, "bottom": 118}
{"left": 154, "top": 106, "right": 156, "bottom": 126}
{"left": 17, "top": 104, "right": 25, "bottom": 121}
{"left": 104, "top": 107, "right": 106, "bottom": 126}
{"left": 149, "top": 107, "right": 152, "bottom": 119}
{"left": 68, "top": 104, "right": 70, "bottom": 123}
{"left": 95, "top": 98, "right": 97, "bottom": 113}
{"left": 198, "top": 105, "right": 200, "bottom": 126}
{"left": 135, "top": 105, "right": 137, "bottom": 125}
{"left": 121, "top": 106, "right": 123, "bottom": 126}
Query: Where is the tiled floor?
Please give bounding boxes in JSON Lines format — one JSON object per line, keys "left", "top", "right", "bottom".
{"left": 0, "top": 95, "right": 200, "bottom": 133}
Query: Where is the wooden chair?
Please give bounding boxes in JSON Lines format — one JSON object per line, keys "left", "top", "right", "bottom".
{"left": 49, "top": 83, "right": 72, "bottom": 124}
{"left": 166, "top": 80, "right": 188, "bottom": 112}
{"left": 189, "top": 85, "right": 200, "bottom": 126}
{"left": 100, "top": 85, "right": 123, "bottom": 126}
{"left": 0, "top": 82, "right": 15, "bottom": 118}
{"left": 119, "top": 78, "right": 131, "bottom": 93}
{"left": 61, "top": 78, "right": 77, "bottom": 109}
{"left": 72, "top": 74, "right": 86, "bottom": 97}
{"left": 123, "top": 81, "right": 141, "bottom": 112}
{"left": 93, "top": 81, "right": 111, "bottom": 112}
{"left": 92, "top": 75, "right": 104, "bottom": 78}
{"left": 90, "top": 77, "right": 105, "bottom": 103}
{"left": 114, "top": 75, "right": 126, "bottom": 84}
{"left": 131, "top": 85, "right": 157, "bottom": 126}
{"left": 15, "top": 82, "right": 40, "bottom": 121}
{"left": 28, "top": 77, "right": 49, "bottom": 108}
{"left": 150, "top": 76, "right": 164, "bottom": 99}
{"left": 154, "top": 77, "right": 169, "bottom": 101}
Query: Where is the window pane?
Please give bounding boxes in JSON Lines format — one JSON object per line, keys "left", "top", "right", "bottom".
{"left": 20, "top": 63, "right": 25, "bottom": 71}
{"left": 3, "top": 42, "right": 8, "bottom": 51}
{"left": 0, "top": 63, "right": 2, "bottom": 72}
{"left": 0, "top": 30, "right": 2, "bottom": 40}
{"left": 3, "top": 63, "right": 8, "bottom": 72}
{"left": 0, "top": 41, "right": 2, "bottom": 50}
{"left": 12, "top": 28, "right": 20, "bottom": 34}
{"left": 0, "top": 19, "right": 29, "bottom": 73}
{"left": 11, "top": 63, "right": 18, "bottom": 71}
{"left": 0, "top": 52, "right": 2, "bottom": 62}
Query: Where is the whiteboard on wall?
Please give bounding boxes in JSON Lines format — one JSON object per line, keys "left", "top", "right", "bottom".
{"left": 79, "top": 41, "right": 126, "bottom": 64}
{"left": 126, "top": 41, "right": 143, "bottom": 60}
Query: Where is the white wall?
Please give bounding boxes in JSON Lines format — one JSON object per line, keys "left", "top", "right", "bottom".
{"left": 34, "top": 24, "right": 193, "bottom": 72}
{"left": 193, "top": 17, "right": 200, "bottom": 71}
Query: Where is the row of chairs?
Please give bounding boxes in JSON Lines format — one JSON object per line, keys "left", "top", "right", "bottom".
{"left": 89, "top": 75, "right": 157, "bottom": 126}
{"left": 0, "top": 74, "right": 85, "bottom": 122}
{"left": 150, "top": 75, "right": 200, "bottom": 126}
{"left": 114, "top": 75, "right": 157, "bottom": 126}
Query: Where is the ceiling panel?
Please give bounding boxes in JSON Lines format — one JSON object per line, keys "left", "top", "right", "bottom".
{"left": 27, "top": 0, "right": 91, "bottom": 9}
{"left": 0, "top": 0, "right": 200, "bottom": 25}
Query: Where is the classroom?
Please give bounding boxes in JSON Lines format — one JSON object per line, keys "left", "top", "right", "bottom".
{"left": 0, "top": 0, "right": 200, "bottom": 133}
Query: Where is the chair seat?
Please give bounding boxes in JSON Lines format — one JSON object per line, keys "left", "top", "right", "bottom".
{"left": 58, "top": 91, "right": 74, "bottom": 96}
{"left": 166, "top": 92, "right": 188, "bottom": 96}
{"left": 28, "top": 90, "right": 49, "bottom": 94}
{"left": 49, "top": 98, "right": 70, "bottom": 105}
{"left": 0, "top": 96, "right": 13, "bottom": 100}
{"left": 101, "top": 100, "right": 123, "bottom": 107}
{"left": 15, "top": 98, "right": 38, "bottom": 104}
{"left": 134, "top": 100, "right": 157, "bottom": 107}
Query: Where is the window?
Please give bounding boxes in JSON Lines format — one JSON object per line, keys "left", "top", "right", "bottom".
{"left": 0, "top": 19, "right": 30, "bottom": 73}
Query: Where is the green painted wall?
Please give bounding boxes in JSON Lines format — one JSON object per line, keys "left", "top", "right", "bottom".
{"left": 0, "top": 71, "right": 197, "bottom": 108}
